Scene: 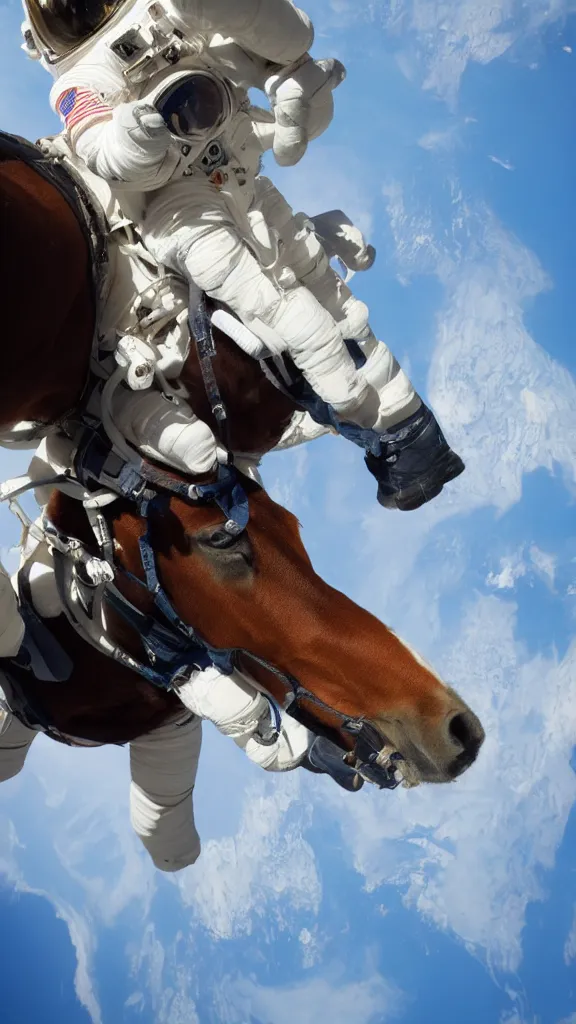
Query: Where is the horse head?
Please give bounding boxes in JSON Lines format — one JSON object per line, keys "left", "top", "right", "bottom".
{"left": 49, "top": 467, "right": 484, "bottom": 787}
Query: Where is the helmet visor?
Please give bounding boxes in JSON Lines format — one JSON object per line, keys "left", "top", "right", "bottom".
{"left": 154, "top": 74, "right": 230, "bottom": 142}
{"left": 25, "top": 0, "right": 121, "bottom": 59}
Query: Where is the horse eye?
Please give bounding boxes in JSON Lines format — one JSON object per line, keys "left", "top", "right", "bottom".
{"left": 204, "top": 527, "right": 241, "bottom": 550}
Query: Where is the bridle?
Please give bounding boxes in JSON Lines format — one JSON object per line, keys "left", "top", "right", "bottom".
{"left": 0, "top": 421, "right": 404, "bottom": 789}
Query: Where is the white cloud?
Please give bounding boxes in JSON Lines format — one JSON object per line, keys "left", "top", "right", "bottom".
{"left": 319, "top": 595, "right": 576, "bottom": 973}
{"left": 175, "top": 772, "right": 321, "bottom": 939}
{"left": 485, "top": 546, "right": 556, "bottom": 591}
{"left": 51, "top": 899, "right": 102, "bottom": 1024}
{"left": 486, "top": 551, "right": 527, "bottom": 591}
{"left": 127, "top": 923, "right": 200, "bottom": 1024}
{"left": 2, "top": 871, "right": 102, "bottom": 1024}
{"left": 218, "top": 970, "right": 403, "bottom": 1024}
{"left": 298, "top": 924, "right": 325, "bottom": 969}
{"left": 489, "top": 155, "right": 515, "bottom": 171}
{"left": 418, "top": 127, "right": 459, "bottom": 152}
{"left": 374, "top": 0, "right": 576, "bottom": 104}
{"left": 564, "top": 905, "right": 576, "bottom": 965}
{"left": 529, "top": 545, "right": 556, "bottom": 588}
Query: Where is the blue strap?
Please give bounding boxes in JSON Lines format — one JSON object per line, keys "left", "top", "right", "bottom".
{"left": 136, "top": 495, "right": 236, "bottom": 675}
{"left": 75, "top": 426, "right": 249, "bottom": 531}
{"left": 189, "top": 289, "right": 228, "bottom": 435}
{"left": 271, "top": 357, "right": 384, "bottom": 457}
{"left": 192, "top": 464, "right": 249, "bottom": 532}
{"left": 106, "top": 585, "right": 211, "bottom": 672}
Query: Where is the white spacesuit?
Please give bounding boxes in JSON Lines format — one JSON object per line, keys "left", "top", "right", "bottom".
{"left": 21, "top": 0, "right": 432, "bottom": 436}
{"left": 22, "top": 0, "right": 465, "bottom": 512}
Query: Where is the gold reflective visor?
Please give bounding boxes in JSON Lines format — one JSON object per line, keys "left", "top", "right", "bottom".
{"left": 26, "top": 0, "right": 121, "bottom": 58}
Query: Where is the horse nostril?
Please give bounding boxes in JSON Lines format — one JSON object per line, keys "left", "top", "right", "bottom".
{"left": 448, "top": 711, "right": 482, "bottom": 754}
{"left": 446, "top": 710, "right": 485, "bottom": 779}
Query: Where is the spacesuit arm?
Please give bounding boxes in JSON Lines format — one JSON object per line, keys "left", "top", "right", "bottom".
{"left": 176, "top": 0, "right": 313, "bottom": 65}
{"left": 73, "top": 103, "right": 180, "bottom": 191}
{"left": 50, "top": 63, "right": 179, "bottom": 189}
{"left": 112, "top": 389, "right": 219, "bottom": 475}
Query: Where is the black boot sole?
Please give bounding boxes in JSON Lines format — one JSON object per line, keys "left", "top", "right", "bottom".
{"left": 378, "top": 451, "right": 465, "bottom": 512}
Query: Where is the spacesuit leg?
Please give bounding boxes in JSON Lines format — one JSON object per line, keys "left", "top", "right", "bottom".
{"left": 142, "top": 182, "right": 378, "bottom": 428}
{"left": 255, "top": 176, "right": 369, "bottom": 337}
{"left": 129, "top": 711, "right": 202, "bottom": 873}
{"left": 0, "top": 709, "right": 37, "bottom": 783}
{"left": 254, "top": 178, "right": 421, "bottom": 430}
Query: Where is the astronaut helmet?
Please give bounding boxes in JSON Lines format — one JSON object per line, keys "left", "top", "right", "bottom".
{"left": 145, "top": 69, "right": 236, "bottom": 146}
{"left": 21, "top": 0, "right": 201, "bottom": 74}
{"left": 21, "top": 0, "right": 141, "bottom": 65}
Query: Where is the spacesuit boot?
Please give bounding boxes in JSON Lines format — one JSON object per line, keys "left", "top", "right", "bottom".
{"left": 364, "top": 403, "right": 465, "bottom": 512}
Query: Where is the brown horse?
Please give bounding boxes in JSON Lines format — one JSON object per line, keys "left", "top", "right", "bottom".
{"left": 0, "top": 130, "right": 485, "bottom": 786}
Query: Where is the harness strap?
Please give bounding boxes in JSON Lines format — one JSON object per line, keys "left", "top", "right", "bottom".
{"left": 189, "top": 288, "right": 230, "bottom": 449}
{"left": 51, "top": 547, "right": 181, "bottom": 690}
{"left": 262, "top": 347, "right": 386, "bottom": 459}
{"left": 73, "top": 423, "right": 249, "bottom": 534}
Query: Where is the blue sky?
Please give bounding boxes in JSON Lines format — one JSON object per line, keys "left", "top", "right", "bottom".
{"left": 1, "top": 0, "right": 576, "bottom": 1021}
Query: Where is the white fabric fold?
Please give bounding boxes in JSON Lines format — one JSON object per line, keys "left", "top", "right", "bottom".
{"left": 177, "top": 665, "right": 311, "bottom": 772}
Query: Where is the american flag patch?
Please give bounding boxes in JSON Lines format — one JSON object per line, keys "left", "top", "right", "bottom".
{"left": 56, "top": 87, "right": 111, "bottom": 132}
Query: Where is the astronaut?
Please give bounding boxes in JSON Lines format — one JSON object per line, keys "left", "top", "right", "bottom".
{"left": 22, "top": 0, "right": 465, "bottom": 512}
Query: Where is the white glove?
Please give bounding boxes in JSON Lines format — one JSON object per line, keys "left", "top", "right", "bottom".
{"left": 75, "top": 101, "right": 179, "bottom": 189}
{"left": 310, "top": 209, "right": 376, "bottom": 277}
{"left": 265, "top": 55, "right": 346, "bottom": 166}
{"left": 116, "top": 102, "right": 172, "bottom": 148}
